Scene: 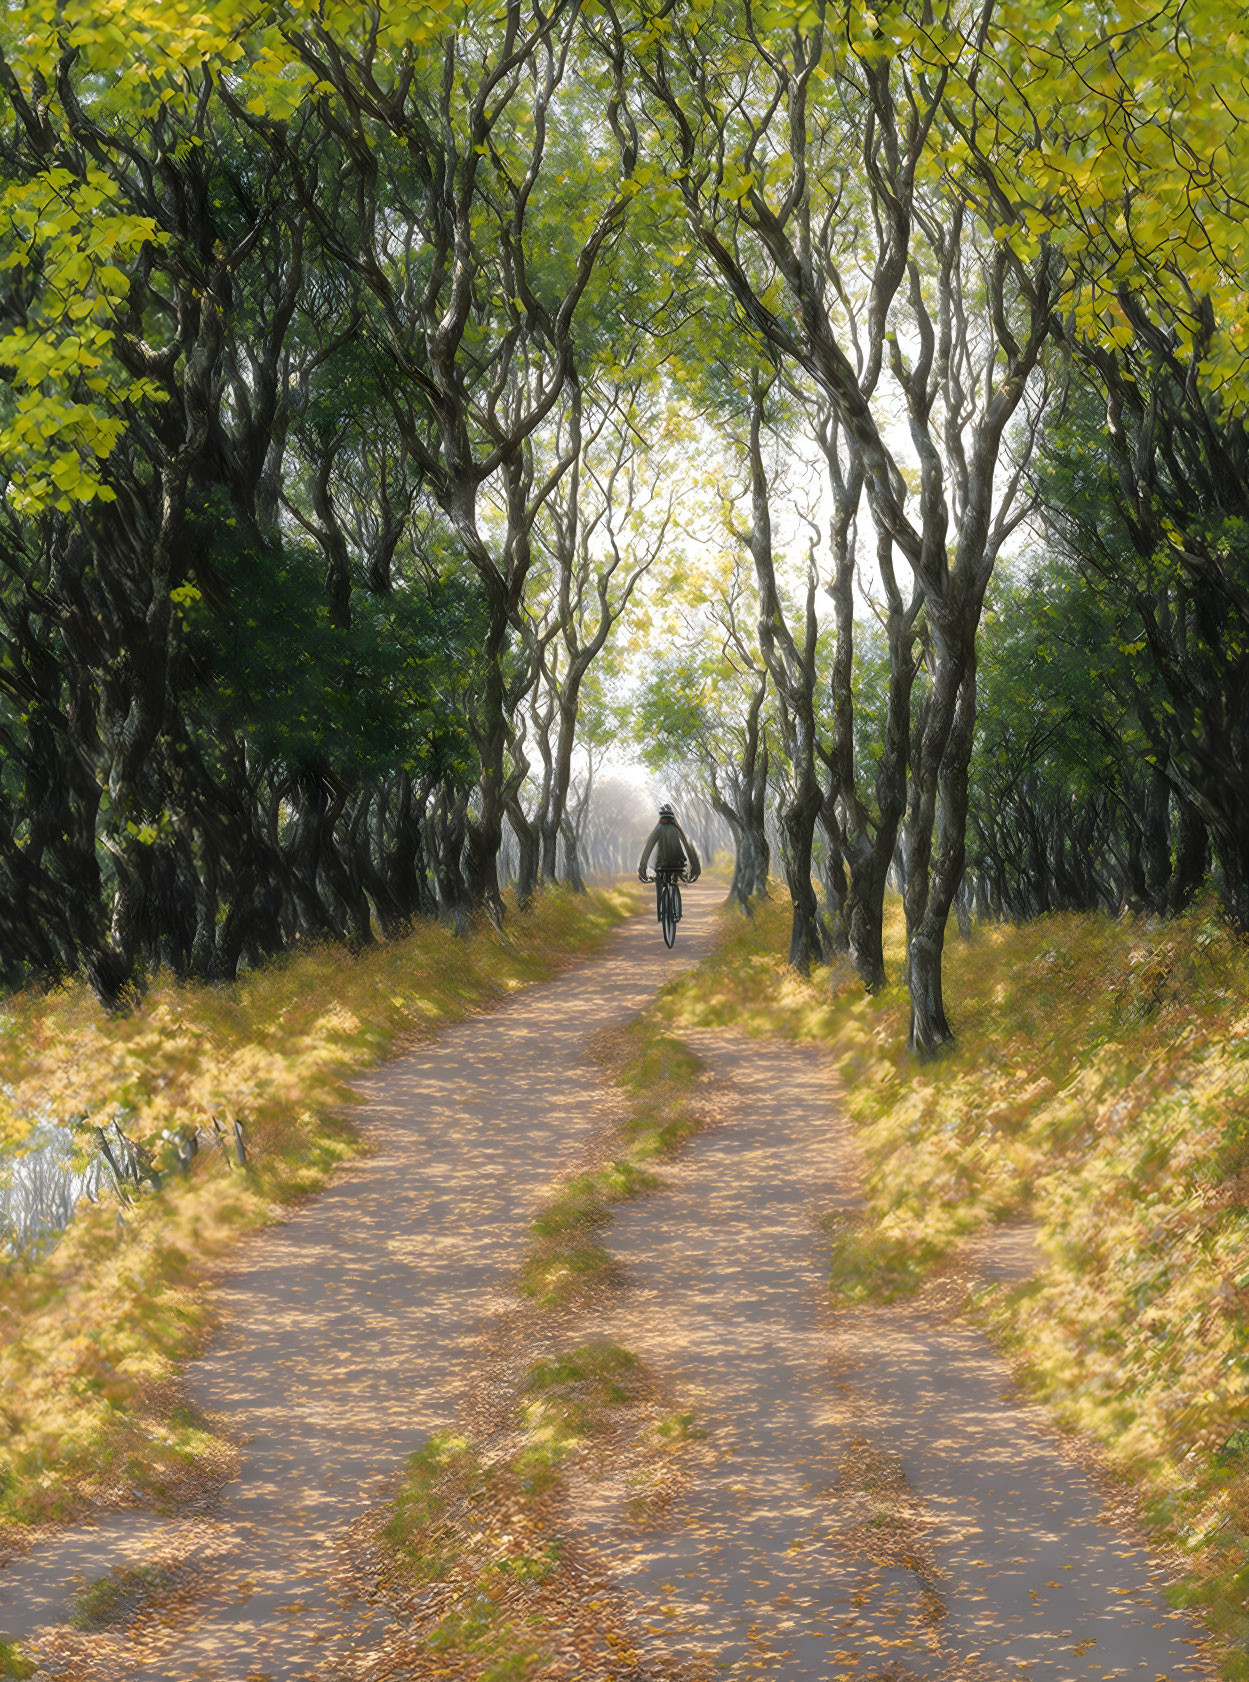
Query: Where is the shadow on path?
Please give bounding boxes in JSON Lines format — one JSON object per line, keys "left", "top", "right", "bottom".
{"left": 585, "top": 1030, "right": 1216, "bottom": 1682}
{"left": 1, "top": 904, "right": 1219, "bottom": 1682}
{"left": 0, "top": 889, "right": 719, "bottom": 1680}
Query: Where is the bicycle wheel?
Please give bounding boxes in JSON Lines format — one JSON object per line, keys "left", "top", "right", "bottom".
{"left": 660, "top": 880, "right": 678, "bottom": 947}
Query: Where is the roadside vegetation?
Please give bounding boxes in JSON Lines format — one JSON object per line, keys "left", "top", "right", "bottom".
{"left": 659, "top": 891, "right": 1249, "bottom": 1672}
{"left": 0, "top": 885, "right": 635, "bottom": 1543}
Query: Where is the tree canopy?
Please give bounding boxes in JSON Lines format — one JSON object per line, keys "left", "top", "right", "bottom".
{"left": 1, "top": 0, "right": 1247, "bottom": 1052}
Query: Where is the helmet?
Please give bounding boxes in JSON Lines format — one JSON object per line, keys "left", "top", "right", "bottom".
{"left": 658, "top": 803, "right": 675, "bottom": 820}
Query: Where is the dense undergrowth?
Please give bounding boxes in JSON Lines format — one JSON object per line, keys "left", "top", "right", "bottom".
{"left": 0, "top": 885, "right": 637, "bottom": 1540}
{"left": 658, "top": 890, "right": 1249, "bottom": 1673}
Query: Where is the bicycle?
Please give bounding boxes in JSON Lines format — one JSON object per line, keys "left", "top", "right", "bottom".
{"left": 642, "top": 866, "right": 687, "bottom": 948}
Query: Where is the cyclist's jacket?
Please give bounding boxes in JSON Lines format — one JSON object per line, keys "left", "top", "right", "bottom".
{"left": 639, "top": 818, "right": 701, "bottom": 878}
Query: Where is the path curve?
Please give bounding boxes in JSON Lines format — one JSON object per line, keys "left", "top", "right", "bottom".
{"left": 1, "top": 901, "right": 1220, "bottom": 1681}
{"left": 0, "top": 889, "right": 720, "bottom": 1680}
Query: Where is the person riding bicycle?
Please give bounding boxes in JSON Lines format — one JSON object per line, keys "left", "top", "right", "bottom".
{"left": 638, "top": 803, "right": 701, "bottom": 922}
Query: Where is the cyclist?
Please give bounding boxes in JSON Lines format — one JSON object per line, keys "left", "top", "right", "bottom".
{"left": 638, "top": 802, "right": 701, "bottom": 923}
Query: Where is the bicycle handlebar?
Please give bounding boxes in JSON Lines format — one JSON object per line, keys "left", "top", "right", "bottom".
{"left": 641, "top": 868, "right": 690, "bottom": 883}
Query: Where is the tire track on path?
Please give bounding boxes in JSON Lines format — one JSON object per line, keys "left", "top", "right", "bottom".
{"left": 584, "top": 1030, "right": 1218, "bottom": 1682}
{"left": 0, "top": 889, "right": 720, "bottom": 1681}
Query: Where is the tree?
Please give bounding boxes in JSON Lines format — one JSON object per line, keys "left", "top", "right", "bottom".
{"left": 6, "top": 0, "right": 1249, "bottom": 1019}
{"left": 0, "top": 2, "right": 661, "bottom": 996}
{"left": 252, "top": 3, "right": 635, "bottom": 925}
{"left": 0, "top": 14, "right": 311, "bottom": 997}
{"left": 966, "top": 560, "right": 1209, "bottom": 921}
{"left": 510, "top": 376, "right": 678, "bottom": 902}
{"left": 810, "top": 397, "right": 922, "bottom": 990}
{"left": 934, "top": 0, "right": 1249, "bottom": 923}
{"left": 734, "top": 377, "right": 827, "bottom": 969}
{"left": 1034, "top": 359, "right": 1249, "bottom": 928}
{"left": 611, "top": 0, "right": 1054, "bottom": 1045}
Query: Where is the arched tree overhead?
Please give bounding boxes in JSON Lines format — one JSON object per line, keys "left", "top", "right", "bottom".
{"left": 600, "top": 0, "right": 1249, "bottom": 1036}
{"left": 0, "top": 12, "right": 315, "bottom": 999}
{"left": 246, "top": 4, "right": 637, "bottom": 925}
{"left": 0, "top": 2, "right": 652, "bottom": 994}
{"left": 3, "top": 0, "right": 1249, "bottom": 1044}
{"left": 923, "top": 0, "right": 1249, "bottom": 927}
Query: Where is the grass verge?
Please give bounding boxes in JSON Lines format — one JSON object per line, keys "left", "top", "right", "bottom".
{"left": 0, "top": 884, "right": 638, "bottom": 1538}
{"left": 67, "top": 1563, "right": 177, "bottom": 1631}
{"left": 657, "top": 888, "right": 1249, "bottom": 1673}
{"left": 0, "top": 1642, "right": 36, "bottom": 1680}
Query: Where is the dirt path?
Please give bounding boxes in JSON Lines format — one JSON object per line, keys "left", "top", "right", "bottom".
{"left": 0, "top": 891, "right": 720, "bottom": 1680}
{"left": 584, "top": 1031, "right": 1217, "bottom": 1682}
{"left": 1, "top": 903, "right": 1219, "bottom": 1681}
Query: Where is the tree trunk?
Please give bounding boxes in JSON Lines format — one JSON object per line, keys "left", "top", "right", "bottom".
{"left": 1141, "top": 764, "right": 1172, "bottom": 911}
{"left": 781, "top": 767, "right": 827, "bottom": 974}
{"left": 430, "top": 788, "right": 472, "bottom": 936}
{"left": 189, "top": 825, "right": 220, "bottom": 979}
{"left": 560, "top": 814, "right": 586, "bottom": 892}
{"left": 283, "top": 772, "right": 344, "bottom": 940}
{"left": 845, "top": 846, "right": 891, "bottom": 991}
{"left": 954, "top": 873, "right": 972, "bottom": 939}
{"left": 540, "top": 695, "right": 576, "bottom": 886}
{"left": 817, "top": 793, "right": 850, "bottom": 953}
{"left": 907, "top": 926, "right": 950, "bottom": 1057}
{"left": 820, "top": 449, "right": 916, "bottom": 994}
{"left": 904, "top": 652, "right": 978, "bottom": 1055}
{"left": 507, "top": 804, "right": 542, "bottom": 909}
{"left": 319, "top": 783, "right": 373, "bottom": 947}
{"left": 1167, "top": 793, "right": 1208, "bottom": 913}
{"left": 746, "top": 736, "right": 771, "bottom": 899}
{"left": 712, "top": 795, "right": 751, "bottom": 913}
{"left": 745, "top": 383, "right": 825, "bottom": 972}
{"left": 1214, "top": 828, "right": 1249, "bottom": 932}
{"left": 347, "top": 789, "right": 405, "bottom": 937}
{"left": 463, "top": 593, "right": 509, "bottom": 929}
